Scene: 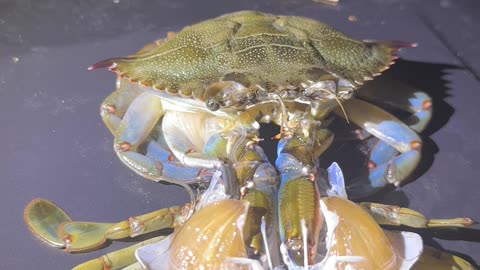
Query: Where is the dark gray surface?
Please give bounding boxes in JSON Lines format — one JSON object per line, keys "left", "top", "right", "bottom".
{"left": 1, "top": 0, "right": 479, "bottom": 269}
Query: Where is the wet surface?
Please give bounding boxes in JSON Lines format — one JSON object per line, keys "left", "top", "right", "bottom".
{"left": 1, "top": 0, "right": 479, "bottom": 268}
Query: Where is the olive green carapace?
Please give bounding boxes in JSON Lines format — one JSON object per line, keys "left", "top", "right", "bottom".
{"left": 91, "top": 11, "right": 411, "bottom": 98}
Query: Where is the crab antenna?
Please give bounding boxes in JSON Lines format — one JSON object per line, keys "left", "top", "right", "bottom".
{"left": 261, "top": 216, "right": 273, "bottom": 270}
{"left": 318, "top": 88, "right": 350, "bottom": 124}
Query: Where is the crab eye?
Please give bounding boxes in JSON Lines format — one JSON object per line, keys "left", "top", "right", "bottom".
{"left": 207, "top": 98, "right": 221, "bottom": 111}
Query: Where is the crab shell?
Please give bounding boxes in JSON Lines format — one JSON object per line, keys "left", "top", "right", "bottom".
{"left": 90, "top": 10, "right": 413, "bottom": 109}
{"left": 319, "top": 197, "right": 423, "bottom": 270}
{"left": 136, "top": 199, "right": 250, "bottom": 270}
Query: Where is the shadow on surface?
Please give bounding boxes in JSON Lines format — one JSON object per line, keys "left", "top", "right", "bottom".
{"left": 385, "top": 60, "right": 461, "bottom": 187}
{"left": 259, "top": 60, "right": 460, "bottom": 204}
{"left": 386, "top": 60, "right": 461, "bottom": 136}
{"left": 323, "top": 60, "right": 461, "bottom": 203}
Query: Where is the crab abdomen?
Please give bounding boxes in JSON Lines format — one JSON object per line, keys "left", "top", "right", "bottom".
{"left": 90, "top": 11, "right": 412, "bottom": 98}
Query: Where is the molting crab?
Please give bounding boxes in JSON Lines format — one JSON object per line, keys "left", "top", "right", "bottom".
{"left": 24, "top": 11, "right": 476, "bottom": 269}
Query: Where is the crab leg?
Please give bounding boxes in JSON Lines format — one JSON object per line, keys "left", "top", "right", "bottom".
{"left": 101, "top": 77, "right": 145, "bottom": 135}
{"left": 160, "top": 105, "right": 284, "bottom": 265}
{"left": 227, "top": 131, "right": 281, "bottom": 265}
{"left": 72, "top": 236, "right": 167, "bottom": 270}
{"left": 114, "top": 91, "right": 164, "bottom": 162}
{"left": 162, "top": 108, "right": 283, "bottom": 265}
{"left": 160, "top": 110, "right": 225, "bottom": 169}
{"left": 360, "top": 202, "right": 476, "bottom": 229}
{"left": 100, "top": 30, "right": 176, "bottom": 135}
{"left": 101, "top": 79, "right": 166, "bottom": 180}
{"left": 276, "top": 120, "right": 334, "bottom": 266}
{"left": 102, "top": 80, "right": 212, "bottom": 188}
{"left": 121, "top": 262, "right": 143, "bottom": 270}
{"left": 142, "top": 138, "right": 212, "bottom": 184}
{"left": 24, "top": 199, "right": 73, "bottom": 248}
{"left": 107, "top": 92, "right": 280, "bottom": 263}
{"left": 352, "top": 81, "right": 431, "bottom": 185}
{"left": 357, "top": 79, "right": 432, "bottom": 133}
{"left": 333, "top": 81, "right": 432, "bottom": 198}
{"left": 161, "top": 110, "right": 243, "bottom": 198}
{"left": 237, "top": 145, "right": 280, "bottom": 266}
{"left": 24, "top": 198, "right": 189, "bottom": 252}
{"left": 59, "top": 205, "right": 189, "bottom": 253}
{"left": 335, "top": 99, "right": 422, "bottom": 197}
{"left": 99, "top": 33, "right": 175, "bottom": 133}
{"left": 413, "top": 246, "right": 476, "bottom": 270}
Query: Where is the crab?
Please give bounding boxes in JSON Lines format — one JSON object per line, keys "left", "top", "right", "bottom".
{"left": 24, "top": 11, "right": 476, "bottom": 269}
{"left": 88, "top": 10, "right": 432, "bottom": 199}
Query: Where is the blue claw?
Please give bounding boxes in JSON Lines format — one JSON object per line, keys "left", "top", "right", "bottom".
{"left": 144, "top": 140, "right": 208, "bottom": 182}
{"left": 337, "top": 99, "right": 424, "bottom": 199}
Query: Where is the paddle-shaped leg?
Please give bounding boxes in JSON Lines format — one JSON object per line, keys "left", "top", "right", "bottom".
{"left": 24, "top": 198, "right": 189, "bottom": 253}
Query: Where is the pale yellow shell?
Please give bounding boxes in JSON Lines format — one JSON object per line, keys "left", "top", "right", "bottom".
{"left": 167, "top": 199, "right": 249, "bottom": 269}
{"left": 321, "top": 197, "right": 403, "bottom": 270}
